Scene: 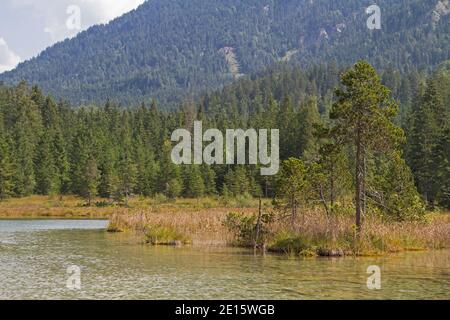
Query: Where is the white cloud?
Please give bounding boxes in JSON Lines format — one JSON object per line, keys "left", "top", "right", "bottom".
{"left": 3, "top": 0, "right": 146, "bottom": 55}
{"left": 81, "top": 0, "right": 146, "bottom": 24}
{"left": 41, "top": 0, "right": 146, "bottom": 41}
{"left": 0, "top": 38, "right": 21, "bottom": 73}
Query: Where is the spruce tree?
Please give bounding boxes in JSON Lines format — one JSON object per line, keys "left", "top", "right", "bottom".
{"left": 82, "top": 157, "right": 99, "bottom": 206}
{"left": 0, "top": 115, "right": 13, "bottom": 200}
{"left": 184, "top": 165, "right": 205, "bottom": 198}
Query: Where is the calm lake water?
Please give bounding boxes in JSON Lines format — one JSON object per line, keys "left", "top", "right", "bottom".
{"left": 0, "top": 219, "right": 448, "bottom": 300}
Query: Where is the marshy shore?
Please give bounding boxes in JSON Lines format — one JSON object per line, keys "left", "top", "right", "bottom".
{"left": 1, "top": 196, "right": 449, "bottom": 257}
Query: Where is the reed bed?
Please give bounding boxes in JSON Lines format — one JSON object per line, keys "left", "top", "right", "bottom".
{"left": 268, "top": 208, "right": 450, "bottom": 256}
{"left": 108, "top": 205, "right": 450, "bottom": 255}
{"left": 1, "top": 196, "right": 448, "bottom": 256}
{"left": 107, "top": 207, "right": 258, "bottom": 246}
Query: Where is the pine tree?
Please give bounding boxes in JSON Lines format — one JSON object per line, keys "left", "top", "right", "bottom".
{"left": 330, "top": 61, "right": 405, "bottom": 232}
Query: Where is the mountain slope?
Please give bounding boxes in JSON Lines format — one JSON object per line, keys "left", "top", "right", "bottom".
{"left": 0, "top": 0, "right": 448, "bottom": 107}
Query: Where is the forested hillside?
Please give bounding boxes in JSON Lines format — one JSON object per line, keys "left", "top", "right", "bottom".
{"left": 1, "top": 61, "right": 448, "bottom": 211}
{"left": 0, "top": 0, "right": 448, "bottom": 107}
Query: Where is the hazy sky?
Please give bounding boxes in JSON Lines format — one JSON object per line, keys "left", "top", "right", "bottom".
{"left": 0, "top": 0, "right": 146, "bottom": 73}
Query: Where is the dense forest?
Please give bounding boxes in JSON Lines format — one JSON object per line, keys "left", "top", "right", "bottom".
{"left": 0, "top": 0, "right": 448, "bottom": 107}
{"left": 0, "top": 61, "right": 448, "bottom": 216}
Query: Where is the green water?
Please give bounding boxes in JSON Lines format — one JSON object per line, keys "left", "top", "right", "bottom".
{"left": 0, "top": 220, "right": 448, "bottom": 300}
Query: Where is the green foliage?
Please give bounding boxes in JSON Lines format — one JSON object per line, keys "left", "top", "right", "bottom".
{"left": 223, "top": 211, "right": 273, "bottom": 247}
{"left": 183, "top": 165, "right": 205, "bottom": 198}
{"left": 308, "top": 142, "right": 352, "bottom": 214}
{"left": 82, "top": 157, "right": 100, "bottom": 206}
{"left": 368, "top": 152, "right": 425, "bottom": 220}
{"left": 330, "top": 61, "right": 414, "bottom": 227}
{"left": 405, "top": 65, "right": 450, "bottom": 209}
{"left": 0, "top": 115, "right": 13, "bottom": 200}
{"left": 0, "top": 59, "right": 446, "bottom": 216}
{"left": 276, "top": 158, "right": 309, "bottom": 219}
{"left": 1, "top": 0, "right": 447, "bottom": 107}
{"left": 269, "top": 231, "right": 318, "bottom": 256}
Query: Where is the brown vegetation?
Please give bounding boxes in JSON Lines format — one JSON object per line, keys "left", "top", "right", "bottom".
{"left": 1, "top": 196, "right": 448, "bottom": 257}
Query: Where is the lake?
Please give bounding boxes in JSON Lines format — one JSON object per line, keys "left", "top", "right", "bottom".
{"left": 0, "top": 219, "right": 448, "bottom": 300}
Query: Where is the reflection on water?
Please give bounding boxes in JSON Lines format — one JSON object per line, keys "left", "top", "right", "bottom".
{"left": 0, "top": 220, "right": 449, "bottom": 300}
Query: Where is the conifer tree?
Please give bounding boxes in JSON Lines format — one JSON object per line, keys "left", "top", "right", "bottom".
{"left": 407, "top": 81, "right": 446, "bottom": 206}
{"left": 35, "top": 131, "right": 59, "bottom": 195}
{"left": 184, "top": 165, "right": 205, "bottom": 198}
{"left": 297, "top": 97, "right": 321, "bottom": 161}
{"left": 82, "top": 157, "right": 100, "bottom": 206}
{"left": 201, "top": 164, "right": 217, "bottom": 196}
{"left": 276, "top": 158, "right": 308, "bottom": 221}
{"left": 0, "top": 115, "right": 13, "bottom": 200}
{"left": 330, "top": 61, "right": 404, "bottom": 232}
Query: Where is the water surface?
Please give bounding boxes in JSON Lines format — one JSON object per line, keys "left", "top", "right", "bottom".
{"left": 0, "top": 220, "right": 448, "bottom": 300}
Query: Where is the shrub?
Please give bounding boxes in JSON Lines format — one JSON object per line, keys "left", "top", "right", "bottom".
{"left": 223, "top": 211, "right": 273, "bottom": 247}
{"left": 95, "top": 200, "right": 113, "bottom": 207}
{"left": 153, "top": 193, "right": 168, "bottom": 205}
{"left": 235, "top": 193, "right": 253, "bottom": 208}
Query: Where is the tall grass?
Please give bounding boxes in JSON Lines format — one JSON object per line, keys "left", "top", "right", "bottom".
{"left": 2, "top": 196, "right": 448, "bottom": 256}
{"left": 107, "top": 203, "right": 450, "bottom": 255}
{"left": 107, "top": 207, "right": 256, "bottom": 246}
{"left": 264, "top": 208, "right": 450, "bottom": 256}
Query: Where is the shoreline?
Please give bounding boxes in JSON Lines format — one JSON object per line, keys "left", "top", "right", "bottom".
{"left": 1, "top": 196, "right": 449, "bottom": 258}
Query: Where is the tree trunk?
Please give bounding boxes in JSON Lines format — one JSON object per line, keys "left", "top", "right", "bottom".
{"left": 362, "top": 153, "right": 366, "bottom": 217}
{"left": 265, "top": 179, "right": 268, "bottom": 198}
{"left": 254, "top": 196, "right": 263, "bottom": 251}
{"left": 330, "top": 162, "right": 335, "bottom": 213}
{"left": 355, "top": 130, "right": 363, "bottom": 235}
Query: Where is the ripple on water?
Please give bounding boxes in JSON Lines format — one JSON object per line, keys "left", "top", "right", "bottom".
{"left": 0, "top": 220, "right": 449, "bottom": 300}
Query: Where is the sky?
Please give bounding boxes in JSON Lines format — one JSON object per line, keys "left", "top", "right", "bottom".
{"left": 0, "top": 0, "right": 146, "bottom": 73}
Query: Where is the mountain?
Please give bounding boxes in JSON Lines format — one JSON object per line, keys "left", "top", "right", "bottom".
{"left": 0, "top": 0, "right": 449, "bottom": 107}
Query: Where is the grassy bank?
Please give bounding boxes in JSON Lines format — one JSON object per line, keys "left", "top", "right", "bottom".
{"left": 107, "top": 199, "right": 450, "bottom": 256}
{"left": 0, "top": 195, "right": 260, "bottom": 219}
{"left": 107, "top": 198, "right": 261, "bottom": 246}
{"left": 1, "top": 196, "right": 448, "bottom": 256}
{"left": 266, "top": 209, "right": 449, "bottom": 256}
{"left": 0, "top": 196, "right": 115, "bottom": 218}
